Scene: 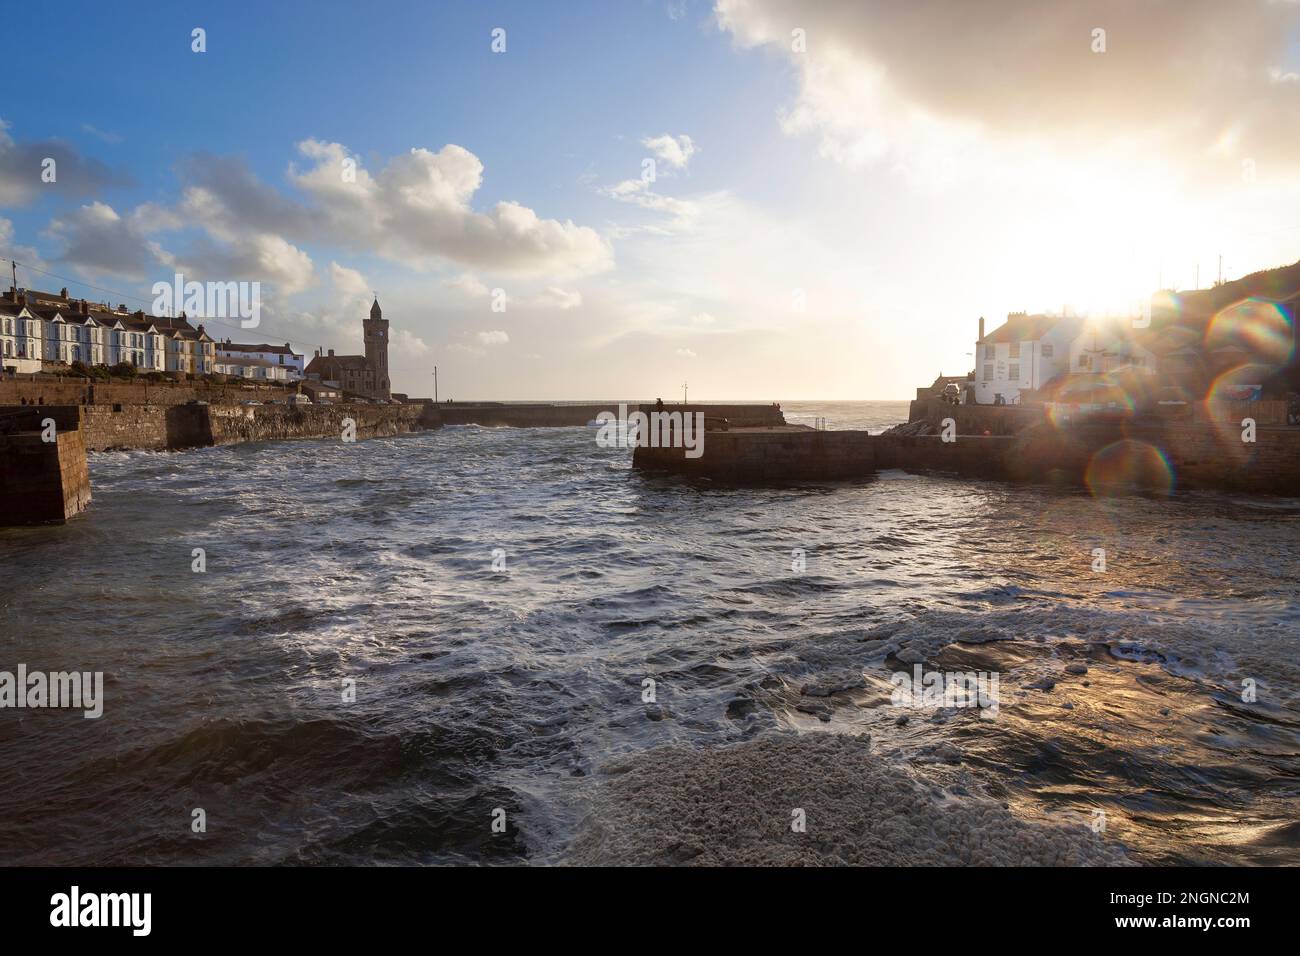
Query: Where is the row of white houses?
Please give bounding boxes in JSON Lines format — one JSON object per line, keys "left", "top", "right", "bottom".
{"left": 1, "top": 287, "right": 217, "bottom": 376}
{"left": 0, "top": 287, "right": 304, "bottom": 383}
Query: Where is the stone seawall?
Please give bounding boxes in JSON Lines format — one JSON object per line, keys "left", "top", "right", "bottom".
{"left": 907, "top": 397, "right": 1043, "bottom": 434}
{"left": 908, "top": 395, "right": 1293, "bottom": 431}
{"left": 0, "top": 402, "right": 440, "bottom": 525}
{"left": 0, "top": 379, "right": 297, "bottom": 407}
{"left": 80, "top": 404, "right": 212, "bottom": 451}
{"left": 206, "top": 403, "right": 429, "bottom": 445}
{"left": 3, "top": 402, "right": 442, "bottom": 452}
{"left": 635, "top": 429, "right": 876, "bottom": 481}
{"left": 441, "top": 402, "right": 785, "bottom": 428}
{"left": 634, "top": 421, "right": 1300, "bottom": 495}
{"left": 0, "top": 425, "right": 91, "bottom": 525}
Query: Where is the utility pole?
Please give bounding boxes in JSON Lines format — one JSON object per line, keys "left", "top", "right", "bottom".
{"left": 433, "top": 366, "right": 438, "bottom": 403}
{"left": 1218, "top": 254, "right": 1223, "bottom": 286}
{"left": 682, "top": 382, "right": 688, "bottom": 405}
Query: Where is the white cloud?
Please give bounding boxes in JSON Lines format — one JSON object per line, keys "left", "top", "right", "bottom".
{"left": 675, "top": 347, "right": 698, "bottom": 358}
{"left": 44, "top": 202, "right": 166, "bottom": 279}
{"left": 642, "top": 133, "right": 697, "bottom": 170}
{"left": 329, "top": 261, "right": 369, "bottom": 298}
{"left": 444, "top": 273, "right": 490, "bottom": 298}
{"left": 477, "top": 329, "right": 510, "bottom": 346}
{"left": 0, "top": 119, "right": 128, "bottom": 207}
{"left": 601, "top": 177, "right": 702, "bottom": 232}
{"left": 281, "top": 140, "right": 614, "bottom": 275}
{"left": 395, "top": 328, "right": 431, "bottom": 356}
{"left": 0, "top": 216, "right": 43, "bottom": 271}
{"left": 714, "top": 0, "right": 1300, "bottom": 177}
{"left": 532, "top": 286, "right": 583, "bottom": 310}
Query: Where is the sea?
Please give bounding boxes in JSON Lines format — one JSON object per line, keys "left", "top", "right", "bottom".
{"left": 1, "top": 399, "right": 1297, "bottom": 865}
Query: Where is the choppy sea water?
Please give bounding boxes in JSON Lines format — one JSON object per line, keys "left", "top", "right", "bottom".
{"left": 1, "top": 400, "right": 1297, "bottom": 865}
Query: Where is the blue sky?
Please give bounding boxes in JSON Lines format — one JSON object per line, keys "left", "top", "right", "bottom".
{"left": 4, "top": 1, "right": 1300, "bottom": 398}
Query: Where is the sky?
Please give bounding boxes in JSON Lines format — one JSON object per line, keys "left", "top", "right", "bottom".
{"left": 3, "top": 0, "right": 1300, "bottom": 400}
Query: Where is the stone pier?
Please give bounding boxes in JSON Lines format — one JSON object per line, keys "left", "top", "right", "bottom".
{"left": 0, "top": 407, "right": 91, "bottom": 525}
{"left": 633, "top": 421, "right": 1300, "bottom": 495}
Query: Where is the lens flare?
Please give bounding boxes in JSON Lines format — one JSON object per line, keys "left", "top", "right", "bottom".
{"left": 1205, "top": 362, "right": 1276, "bottom": 404}
{"left": 1084, "top": 440, "right": 1173, "bottom": 498}
{"left": 1205, "top": 298, "right": 1294, "bottom": 369}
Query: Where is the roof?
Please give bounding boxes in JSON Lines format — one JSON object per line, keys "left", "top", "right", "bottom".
{"left": 981, "top": 313, "right": 1075, "bottom": 344}
{"left": 306, "top": 354, "right": 370, "bottom": 372}
{"left": 215, "top": 355, "right": 279, "bottom": 369}
{"left": 220, "top": 342, "right": 300, "bottom": 356}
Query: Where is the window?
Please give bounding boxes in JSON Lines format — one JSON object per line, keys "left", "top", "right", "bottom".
{"left": 1009, "top": 363, "right": 1020, "bottom": 382}
{"left": 1078, "top": 354, "right": 1090, "bottom": 369}
{"left": 1041, "top": 343, "right": 1053, "bottom": 357}
{"left": 984, "top": 345, "right": 995, "bottom": 360}
{"left": 983, "top": 363, "right": 993, "bottom": 381}
{"left": 1009, "top": 342, "right": 1020, "bottom": 359}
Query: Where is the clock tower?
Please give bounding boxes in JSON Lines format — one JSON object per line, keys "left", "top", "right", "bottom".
{"left": 363, "top": 297, "right": 390, "bottom": 399}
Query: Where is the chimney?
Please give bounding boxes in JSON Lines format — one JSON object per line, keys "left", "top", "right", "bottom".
{"left": 59, "top": 287, "right": 68, "bottom": 298}
{"left": 978, "top": 316, "right": 985, "bottom": 341}
{"left": 328, "top": 348, "right": 335, "bottom": 357}
{"left": 79, "top": 299, "right": 89, "bottom": 316}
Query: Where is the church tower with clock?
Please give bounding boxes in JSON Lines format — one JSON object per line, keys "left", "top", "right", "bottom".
{"left": 363, "top": 297, "right": 391, "bottom": 399}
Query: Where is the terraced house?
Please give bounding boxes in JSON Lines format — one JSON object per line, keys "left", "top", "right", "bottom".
{"left": 0, "top": 286, "right": 216, "bottom": 375}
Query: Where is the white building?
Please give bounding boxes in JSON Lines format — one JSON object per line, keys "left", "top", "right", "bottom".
{"left": 1066, "top": 320, "right": 1159, "bottom": 377}
{"left": 213, "top": 355, "right": 292, "bottom": 382}
{"left": 217, "top": 341, "right": 304, "bottom": 380}
{"left": 972, "top": 312, "right": 1083, "bottom": 405}
{"left": 0, "top": 299, "right": 43, "bottom": 373}
{"left": 2, "top": 287, "right": 216, "bottom": 375}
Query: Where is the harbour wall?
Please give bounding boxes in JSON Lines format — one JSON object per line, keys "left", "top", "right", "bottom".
{"left": 0, "top": 408, "right": 92, "bottom": 525}
{"left": 438, "top": 402, "right": 785, "bottom": 428}
{"left": 907, "top": 398, "right": 1042, "bottom": 435}
{"left": 206, "top": 403, "right": 432, "bottom": 445}
{"left": 634, "top": 422, "right": 1300, "bottom": 494}
{"left": 3, "top": 403, "right": 442, "bottom": 453}
{"left": 0, "top": 378, "right": 298, "bottom": 407}
{"left": 908, "top": 396, "right": 1293, "bottom": 431}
